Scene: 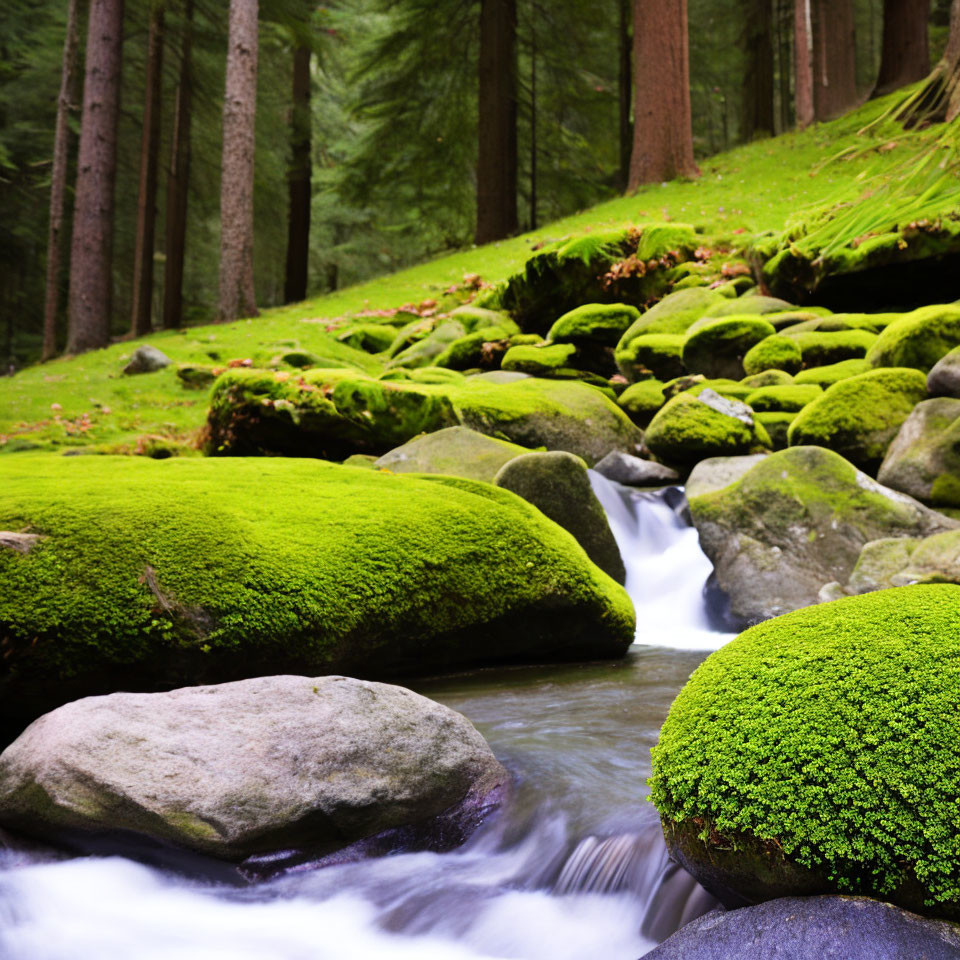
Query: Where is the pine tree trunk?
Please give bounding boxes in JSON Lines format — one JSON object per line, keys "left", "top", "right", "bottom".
{"left": 945, "top": 0, "right": 960, "bottom": 118}
{"left": 529, "top": 22, "right": 537, "bottom": 231}
{"left": 218, "top": 0, "right": 259, "bottom": 322}
{"left": 162, "top": 0, "right": 193, "bottom": 330}
{"left": 873, "top": 0, "right": 931, "bottom": 96}
{"left": 42, "top": 0, "right": 85, "bottom": 361}
{"left": 777, "top": 0, "right": 794, "bottom": 131}
{"left": 743, "top": 0, "right": 776, "bottom": 139}
{"left": 130, "top": 2, "right": 164, "bottom": 338}
{"left": 907, "top": 0, "right": 959, "bottom": 120}
{"left": 66, "top": 0, "right": 125, "bottom": 355}
{"left": 283, "top": 44, "right": 311, "bottom": 304}
{"left": 475, "top": 0, "right": 518, "bottom": 245}
{"left": 628, "top": 0, "right": 698, "bottom": 188}
{"left": 811, "top": 0, "right": 859, "bottom": 119}
{"left": 795, "top": 0, "right": 815, "bottom": 127}
{"left": 618, "top": 0, "right": 633, "bottom": 190}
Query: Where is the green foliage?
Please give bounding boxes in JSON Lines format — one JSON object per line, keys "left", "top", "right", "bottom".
{"left": 650, "top": 585, "right": 960, "bottom": 909}
{"left": 742, "top": 334, "right": 803, "bottom": 376}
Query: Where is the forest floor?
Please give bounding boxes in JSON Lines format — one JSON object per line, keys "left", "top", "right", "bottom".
{"left": 0, "top": 89, "right": 927, "bottom": 454}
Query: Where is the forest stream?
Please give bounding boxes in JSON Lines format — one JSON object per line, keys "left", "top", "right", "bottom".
{"left": 0, "top": 481, "right": 731, "bottom": 960}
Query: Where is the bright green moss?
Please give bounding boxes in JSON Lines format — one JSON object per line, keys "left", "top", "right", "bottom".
{"left": 745, "top": 383, "right": 822, "bottom": 413}
{"left": 755, "top": 411, "right": 796, "bottom": 449}
{"left": 615, "top": 334, "right": 686, "bottom": 382}
{"left": 787, "top": 367, "right": 928, "bottom": 473}
{"left": 650, "top": 585, "right": 960, "bottom": 914}
{"left": 794, "top": 358, "right": 871, "bottom": 386}
{"left": 434, "top": 324, "right": 516, "bottom": 370}
{"left": 779, "top": 312, "right": 897, "bottom": 335}
{"left": 635, "top": 223, "right": 699, "bottom": 260}
{"left": 740, "top": 369, "right": 795, "bottom": 389}
{"left": 501, "top": 343, "right": 578, "bottom": 375}
{"left": 616, "top": 288, "right": 726, "bottom": 346}
{"left": 388, "top": 319, "right": 467, "bottom": 368}
{"left": 742, "top": 334, "right": 803, "bottom": 376}
{"left": 781, "top": 329, "right": 878, "bottom": 367}
{"left": 617, "top": 379, "right": 666, "bottom": 425}
{"left": 547, "top": 303, "right": 640, "bottom": 346}
{"left": 682, "top": 317, "right": 777, "bottom": 380}
{"left": 336, "top": 323, "right": 397, "bottom": 354}
{"left": 866, "top": 304, "right": 960, "bottom": 372}
{"left": 645, "top": 391, "right": 771, "bottom": 467}
{"left": 684, "top": 379, "right": 754, "bottom": 401}
{"left": 0, "top": 455, "right": 636, "bottom": 725}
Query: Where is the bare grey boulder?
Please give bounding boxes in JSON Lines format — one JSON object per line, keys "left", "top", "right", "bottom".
{"left": 123, "top": 344, "right": 172, "bottom": 375}
{"left": 592, "top": 451, "right": 680, "bottom": 487}
{"left": 645, "top": 897, "right": 960, "bottom": 960}
{"left": 688, "top": 446, "right": 957, "bottom": 625}
{"left": 494, "top": 451, "right": 626, "bottom": 583}
{"left": 684, "top": 454, "right": 768, "bottom": 499}
{"left": 846, "top": 530, "right": 960, "bottom": 593}
{"left": 0, "top": 675, "right": 507, "bottom": 866}
{"left": 927, "top": 345, "right": 960, "bottom": 397}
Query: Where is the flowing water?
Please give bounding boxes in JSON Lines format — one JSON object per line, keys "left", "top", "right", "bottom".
{"left": 0, "top": 482, "right": 732, "bottom": 960}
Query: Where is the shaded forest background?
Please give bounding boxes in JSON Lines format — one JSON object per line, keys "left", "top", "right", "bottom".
{"left": 0, "top": 0, "right": 953, "bottom": 367}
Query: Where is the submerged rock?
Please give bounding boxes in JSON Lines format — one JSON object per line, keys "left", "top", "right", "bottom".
{"left": 0, "top": 675, "right": 508, "bottom": 867}
{"left": 0, "top": 456, "right": 635, "bottom": 725}
{"left": 688, "top": 446, "right": 956, "bottom": 624}
{"left": 645, "top": 897, "right": 960, "bottom": 960}
{"left": 123, "top": 345, "right": 172, "bottom": 375}
{"left": 494, "top": 451, "right": 625, "bottom": 583}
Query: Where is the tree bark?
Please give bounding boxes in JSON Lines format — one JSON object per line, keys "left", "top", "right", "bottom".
{"left": 794, "top": 0, "right": 815, "bottom": 127}
{"left": 529, "top": 19, "right": 537, "bottom": 230}
{"left": 475, "top": 0, "right": 518, "bottom": 245}
{"left": 777, "top": 0, "right": 793, "bottom": 132}
{"left": 904, "top": 0, "right": 958, "bottom": 120}
{"left": 283, "top": 43, "right": 311, "bottom": 304}
{"left": 743, "top": 0, "right": 776, "bottom": 139}
{"left": 628, "top": 0, "right": 698, "bottom": 189}
{"left": 130, "top": 2, "right": 164, "bottom": 337}
{"left": 66, "top": 0, "right": 124, "bottom": 355}
{"left": 42, "top": 0, "right": 85, "bottom": 361}
{"left": 162, "top": 0, "right": 194, "bottom": 330}
{"left": 811, "top": 0, "right": 859, "bottom": 120}
{"left": 873, "top": 0, "right": 931, "bottom": 96}
{"left": 618, "top": 0, "right": 632, "bottom": 190}
{"left": 218, "top": 0, "right": 259, "bottom": 322}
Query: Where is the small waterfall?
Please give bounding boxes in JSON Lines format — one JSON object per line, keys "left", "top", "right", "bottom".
{"left": 589, "top": 472, "right": 735, "bottom": 651}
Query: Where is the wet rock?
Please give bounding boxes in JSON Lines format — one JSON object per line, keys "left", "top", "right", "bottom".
{"left": 0, "top": 675, "right": 508, "bottom": 866}
{"left": 123, "top": 345, "right": 171, "bottom": 375}
{"left": 495, "top": 451, "right": 625, "bottom": 583}
{"left": 928, "top": 346, "right": 960, "bottom": 397}
{"left": 645, "top": 897, "right": 960, "bottom": 960}
{"left": 592, "top": 451, "right": 680, "bottom": 487}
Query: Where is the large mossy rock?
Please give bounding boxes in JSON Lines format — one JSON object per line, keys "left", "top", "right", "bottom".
{"left": 688, "top": 446, "right": 956, "bottom": 624}
{"left": 787, "top": 368, "right": 928, "bottom": 474}
{"left": 781, "top": 329, "right": 878, "bottom": 367}
{"left": 0, "top": 456, "right": 635, "bottom": 726}
{"left": 0, "top": 675, "right": 508, "bottom": 865}
{"left": 847, "top": 530, "right": 960, "bottom": 593}
{"left": 651, "top": 586, "right": 960, "bottom": 921}
{"left": 494, "top": 452, "right": 625, "bottom": 583}
{"left": 615, "top": 334, "right": 686, "bottom": 382}
{"left": 645, "top": 390, "right": 771, "bottom": 469}
{"left": 793, "top": 357, "right": 871, "bottom": 386}
{"left": 681, "top": 317, "right": 776, "bottom": 381}
{"left": 741, "top": 335, "right": 802, "bottom": 377}
{"left": 616, "top": 288, "right": 726, "bottom": 348}
{"left": 878, "top": 398, "right": 960, "bottom": 507}
{"left": 645, "top": 897, "right": 960, "bottom": 960}
{"left": 866, "top": 304, "right": 960, "bottom": 372}
{"left": 743, "top": 384, "right": 821, "bottom": 413}
{"left": 373, "top": 427, "right": 531, "bottom": 484}
{"left": 205, "top": 368, "right": 642, "bottom": 465}
{"left": 546, "top": 303, "right": 640, "bottom": 347}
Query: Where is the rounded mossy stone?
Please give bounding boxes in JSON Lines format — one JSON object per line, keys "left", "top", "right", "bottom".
{"left": 755, "top": 411, "right": 796, "bottom": 450}
{"left": 781, "top": 329, "right": 878, "bottom": 367}
{"left": 547, "top": 303, "right": 640, "bottom": 347}
{"left": 702, "top": 295, "right": 794, "bottom": 318}
{"left": 650, "top": 585, "right": 960, "bottom": 920}
{"left": 501, "top": 343, "right": 577, "bottom": 376}
{"left": 616, "top": 288, "right": 726, "bottom": 348}
{"left": 387, "top": 319, "right": 467, "bottom": 368}
{"left": 447, "top": 305, "right": 516, "bottom": 333}
{"left": 740, "top": 369, "right": 795, "bottom": 389}
{"left": 867, "top": 304, "right": 960, "bottom": 372}
{"left": 787, "top": 368, "right": 928, "bottom": 474}
{"left": 618, "top": 379, "right": 667, "bottom": 426}
{"left": 0, "top": 455, "right": 635, "bottom": 726}
{"left": 434, "top": 324, "right": 517, "bottom": 370}
{"left": 794, "top": 358, "right": 871, "bottom": 387}
{"left": 684, "top": 379, "right": 754, "bottom": 401}
{"left": 494, "top": 451, "right": 626, "bottom": 583}
{"left": 745, "top": 384, "right": 823, "bottom": 413}
{"left": 615, "top": 334, "right": 686, "bottom": 382}
{"left": 779, "top": 312, "right": 897, "bottom": 335}
{"left": 742, "top": 335, "right": 803, "bottom": 377}
{"left": 682, "top": 317, "right": 777, "bottom": 381}
{"left": 336, "top": 323, "right": 397, "bottom": 355}
{"left": 645, "top": 390, "right": 771, "bottom": 468}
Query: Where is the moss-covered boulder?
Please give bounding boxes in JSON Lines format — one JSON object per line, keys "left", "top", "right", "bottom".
{"left": 205, "top": 367, "right": 642, "bottom": 465}
{"left": 493, "top": 452, "right": 625, "bottom": 583}
{"left": 501, "top": 343, "right": 577, "bottom": 376}
{"left": 688, "top": 446, "right": 956, "bottom": 624}
{"left": 387, "top": 319, "right": 467, "bottom": 369}
{"left": 781, "top": 329, "right": 878, "bottom": 367}
{"left": 866, "top": 304, "right": 960, "bottom": 372}
{"left": 336, "top": 323, "right": 397, "bottom": 354}
{"left": 846, "top": 530, "right": 960, "bottom": 593}
{"left": 744, "top": 384, "right": 822, "bottom": 413}
{"left": 617, "top": 379, "right": 667, "bottom": 426}
{"left": 615, "top": 288, "right": 726, "bottom": 347}
{"left": 793, "top": 357, "right": 871, "bottom": 387}
{"left": 0, "top": 456, "right": 635, "bottom": 726}
{"left": 651, "top": 585, "right": 960, "bottom": 921}
{"left": 877, "top": 398, "right": 960, "bottom": 508}
{"left": 787, "top": 368, "right": 929, "bottom": 474}
{"left": 682, "top": 317, "right": 777, "bottom": 380}
{"left": 742, "top": 335, "right": 803, "bottom": 377}
{"left": 546, "top": 303, "right": 640, "bottom": 347}
{"left": 615, "top": 334, "right": 686, "bottom": 382}
{"left": 374, "top": 427, "right": 531, "bottom": 483}
{"left": 927, "top": 345, "right": 960, "bottom": 397}
{"left": 177, "top": 363, "right": 219, "bottom": 389}
{"left": 644, "top": 389, "right": 771, "bottom": 469}
{"left": 740, "top": 369, "right": 795, "bottom": 389}
{"left": 434, "top": 322, "right": 519, "bottom": 371}
{"left": 755, "top": 411, "right": 796, "bottom": 449}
